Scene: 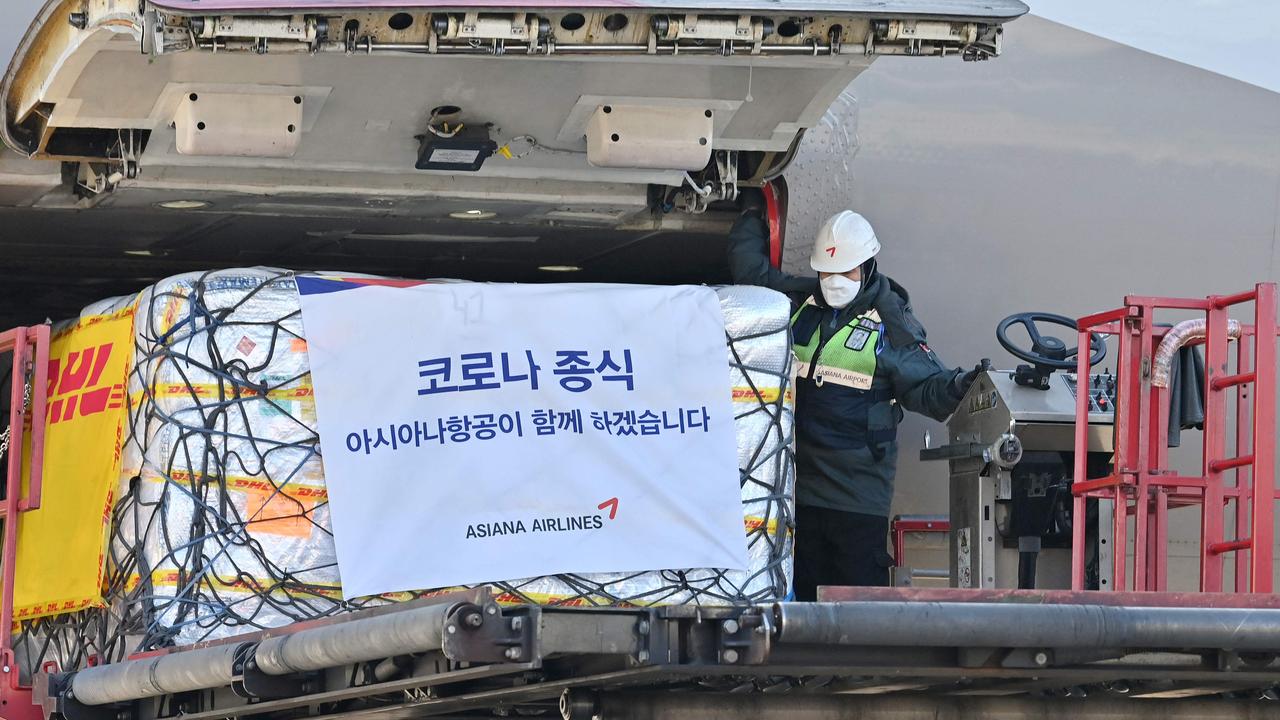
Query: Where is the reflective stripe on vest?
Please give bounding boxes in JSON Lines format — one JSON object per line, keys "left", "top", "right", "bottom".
{"left": 791, "top": 298, "right": 882, "bottom": 390}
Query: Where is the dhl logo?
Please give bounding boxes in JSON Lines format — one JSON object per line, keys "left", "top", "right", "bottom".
{"left": 730, "top": 387, "right": 794, "bottom": 404}
{"left": 159, "top": 295, "right": 186, "bottom": 336}
{"left": 136, "top": 383, "right": 314, "bottom": 402}
{"left": 156, "top": 384, "right": 313, "bottom": 398}
{"left": 237, "top": 482, "right": 326, "bottom": 499}
{"left": 743, "top": 516, "right": 782, "bottom": 535}
{"left": 156, "top": 470, "right": 327, "bottom": 500}
{"left": 492, "top": 591, "right": 646, "bottom": 608}
{"left": 133, "top": 571, "right": 346, "bottom": 599}
{"left": 359, "top": 587, "right": 467, "bottom": 603}
{"left": 149, "top": 471, "right": 325, "bottom": 538}
{"left": 45, "top": 342, "right": 124, "bottom": 424}
{"left": 15, "top": 596, "right": 102, "bottom": 619}
{"left": 101, "top": 490, "right": 116, "bottom": 526}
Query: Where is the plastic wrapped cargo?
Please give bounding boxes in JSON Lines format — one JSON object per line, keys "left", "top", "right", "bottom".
{"left": 19, "top": 269, "right": 795, "bottom": 654}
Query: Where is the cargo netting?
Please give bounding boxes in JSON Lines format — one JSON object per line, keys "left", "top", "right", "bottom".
{"left": 14, "top": 269, "right": 795, "bottom": 672}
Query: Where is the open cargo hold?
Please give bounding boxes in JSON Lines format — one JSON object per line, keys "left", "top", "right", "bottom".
{"left": 0, "top": 0, "right": 1031, "bottom": 331}
{"left": 14, "top": 269, "right": 795, "bottom": 670}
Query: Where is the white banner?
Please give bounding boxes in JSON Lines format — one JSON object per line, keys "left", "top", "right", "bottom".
{"left": 297, "top": 278, "right": 747, "bottom": 599}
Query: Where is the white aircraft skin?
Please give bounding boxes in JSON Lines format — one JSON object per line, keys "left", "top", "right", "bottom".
{"left": 787, "top": 15, "right": 1280, "bottom": 583}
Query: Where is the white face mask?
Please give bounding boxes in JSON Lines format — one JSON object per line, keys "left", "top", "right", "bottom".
{"left": 820, "top": 274, "right": 861, "bottom": 308}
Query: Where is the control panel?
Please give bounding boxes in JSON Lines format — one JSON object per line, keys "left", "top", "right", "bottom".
{"left": 1063, "top": 372, "right": 1117, "bottom": 414}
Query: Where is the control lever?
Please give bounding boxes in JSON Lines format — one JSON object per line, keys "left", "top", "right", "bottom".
{"left": 984, "top": 420, "right": 1022, "bottom": 469}
{"left": 920, "top": 421, "right": 1022, "bottom": 469}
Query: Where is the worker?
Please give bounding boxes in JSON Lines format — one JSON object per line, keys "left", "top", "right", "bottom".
{"left": 729, "top": 190, "right": 987, "bottom": 599}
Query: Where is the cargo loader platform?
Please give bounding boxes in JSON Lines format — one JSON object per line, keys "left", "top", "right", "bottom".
{"left": 24, "top": 586, "right": 1280, "bottom": 720}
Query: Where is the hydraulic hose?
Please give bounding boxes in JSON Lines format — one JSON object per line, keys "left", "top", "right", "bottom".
{"left": 1152, "top": 319, "right": 1241, "bottom": 388}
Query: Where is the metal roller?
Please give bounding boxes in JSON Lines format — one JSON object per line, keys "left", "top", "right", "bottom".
{"left": 775, "top": 601, "right": 1280, "bottom": 651}
{"left": 69, "top": 642, "right": 249, "bottom": 706}
{"left": 253, "top": 600, "right": 458, "bottom": 675}
{"left": 67, "top": 602, "right": 462, "bottom": 705}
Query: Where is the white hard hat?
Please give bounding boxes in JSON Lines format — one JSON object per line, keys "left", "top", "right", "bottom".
{"left": 810, "top": 211, "right": 880, "bottom": 274}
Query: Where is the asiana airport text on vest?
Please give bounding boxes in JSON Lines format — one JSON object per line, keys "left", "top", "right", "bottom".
{"left": 791, "top": 299, "right": 882, "bottom": 389}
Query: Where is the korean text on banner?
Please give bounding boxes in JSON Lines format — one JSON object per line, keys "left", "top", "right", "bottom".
{"left": 15, "top": 307, "right": 134, "bottom": 620}
{"left": 297, "top": 279, "right": 747, "bottom": 599}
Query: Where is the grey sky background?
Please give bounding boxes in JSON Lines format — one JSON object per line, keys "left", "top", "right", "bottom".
{"left": 3, "top": 0, "right": 43, "bottom": 67}
{"left": 1030, "top": 0, "right": 1280, "bottom": 94}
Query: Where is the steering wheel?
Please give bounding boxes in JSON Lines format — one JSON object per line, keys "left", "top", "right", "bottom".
{"left": 996, "top": 312, "right": 1106, "bottom": 370}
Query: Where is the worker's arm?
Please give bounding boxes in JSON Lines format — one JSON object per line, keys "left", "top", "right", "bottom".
{"left": 727, "top": 212, "right": 819, "bottom": 296}
{"left": 883, "top": 310, "right": 967, "bottom": 422}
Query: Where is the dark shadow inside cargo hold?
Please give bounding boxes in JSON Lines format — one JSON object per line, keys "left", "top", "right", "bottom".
{"left": 0, "top": 202, "right": 736, "bottom": 328}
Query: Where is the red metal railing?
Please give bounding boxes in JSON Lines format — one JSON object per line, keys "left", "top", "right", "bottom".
{"left": 891, "top": 515, "right": 949, "bottom": 571}
{"left": 1070, "top": 284, "right": 1277, "bottom": 593}
{"left": 0, "top": 325, "right": 50, "bottom": 720}
{"left": 891, "top": 515, "right": 950, "bottom": 586}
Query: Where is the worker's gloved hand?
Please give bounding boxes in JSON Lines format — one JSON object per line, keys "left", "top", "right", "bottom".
{"left": 955, "top": 358, "right": 993, "bottom": 395}
{"left": 738, "top": 187, "right": 766, "bottom": 219}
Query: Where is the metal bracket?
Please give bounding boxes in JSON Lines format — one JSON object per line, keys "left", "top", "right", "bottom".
{"left": 1219, "top": 650, "right": 1279, "bottom": 671}
{"left": 920, "top": 442, "right": 987, "bottom": 462}
{"left": 718, "top": 611, "right": 771, "bottom": 666}
{"left": 957, "top": 647, "right": 1002, "bottom": 668}
{"left": 1001, "top": 648, "right": 1054, "bottom": 669}
{"left": 653, "top": 607, "right": 769, "bottom": 666}
{"left": 56, "top": 695, "right": 131, "bottom": 720}
{"left": 166, "top": 691, "right": 204, "bottom": 717}
{"left": 714, "top": 150, "right": 739, "bottom": 202}
{"left": 560, "top": 689, "right": 599, "bottom": 720}
{"left": 441, "top": 602, "right": 538, "bottom": 664}
{"left": 632, "top": 613, "right": 661, "bottom": 665}
{"left": 231, "top": 654, "right": 321, "bottom": 700}
{"left": 438, "top": 13, "right": 542, "bottom": 42}
{"left": 672, "top": 150, "right": 737, "bottom": 214}
{"left": 173, "top": 92, "right": 303, "bottom": 158}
